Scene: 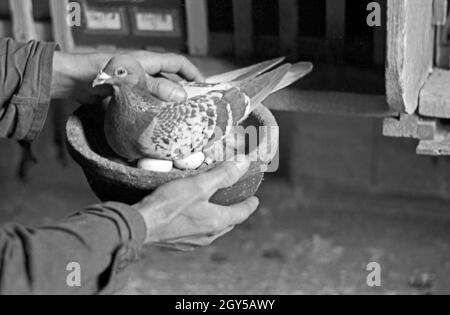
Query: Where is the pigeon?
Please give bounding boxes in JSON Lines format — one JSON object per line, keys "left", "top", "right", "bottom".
{"left": 93, "top": 56, "right": 312, "bottom": 170}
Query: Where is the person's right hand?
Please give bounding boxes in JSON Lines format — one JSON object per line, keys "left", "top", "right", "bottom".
{"left": 52, "top": 50, "right": 204, "bottom": 105}
{"left": 134, "top": 158, "right": 259, "bottom": 251}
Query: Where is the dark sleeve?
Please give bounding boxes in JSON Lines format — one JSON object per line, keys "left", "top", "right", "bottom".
{"left": 0, "top": 38, "right": 148, "bottom": 295}
{"left": 0, "top": 38, "right": 56, "bottom": 142}
{"left": 0, "top": 202, "right": 147, "bottom": 295}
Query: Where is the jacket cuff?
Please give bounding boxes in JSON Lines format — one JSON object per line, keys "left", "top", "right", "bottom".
{"left": 101, "top": 202, "right": 148, "bottom": 245}
{"left": 92, "top": 202, "right": 148, "bottom": 294}
{"left": 23, "top": 42, "right": 58, "bottom": 142}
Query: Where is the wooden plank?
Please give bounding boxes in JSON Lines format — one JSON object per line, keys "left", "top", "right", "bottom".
{"left": 232, "top": 0, "right": 253, "bottom": 58}
{"left": 49, "top": 0, "right": 75, "bottom": 52}
{"left": 8, "top": 0, "right": 36, "bottom": 41}
{"left": 386, "top": 0, "right": 434, "bottom": 114}
{"left": 279, "top": 0, "right": 299, "bottom": 59}
{"left": 373, "top": 0, "right": 387, "bottom": 66}
{"left": 326, "top": 0, "right": 346, "bottom": 64}
{"left": 383, "top": 114, "right": 440, "bottom": 140}
{"left": 185, "top": 0, "right": 209, "bottom": 56}
{"left": 383, "top": 115, "right": 422, "bottom": 139}
{"left": 420, "top": 69, "right": 450, "bottom": 118}
{"left": 417, "top": 139, "right": 450, "bottom": 156}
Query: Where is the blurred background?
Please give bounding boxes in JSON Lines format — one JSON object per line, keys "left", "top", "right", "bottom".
{"left": 0, "top": 0, "right": 449, "bottom": 294}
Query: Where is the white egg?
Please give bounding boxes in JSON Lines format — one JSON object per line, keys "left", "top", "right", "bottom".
{"left": 138, "top": 158, "right": 173, "bottom": 173}
{"left": 174, "top": 152, "right": 206, "bottom": 170}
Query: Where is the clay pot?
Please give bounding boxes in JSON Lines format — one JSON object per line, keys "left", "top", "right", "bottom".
{"left": 66, "top": 104, "right": 279, "bottom": 206}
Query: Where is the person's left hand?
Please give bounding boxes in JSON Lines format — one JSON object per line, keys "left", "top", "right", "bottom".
{"left": 51, "top": 51, "right": 204, "bottom": 105}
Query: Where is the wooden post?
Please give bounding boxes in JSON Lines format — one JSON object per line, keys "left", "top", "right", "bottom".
{"left": 185, "top": 0, "right": 209, "bottom": 56}
{"left": 232, "top": 0, "right": 253, "bottom": 58}
{"left": 326, "top": 0, "right": 346, "bottom": 64}
{"left": 386, "top": 0, "right": 434, "bottom": 114}
{"left": 49, "top": 0, "right": 75, "bottom": 51}
{"left": 279, "top": 0, "right": 299, "bottom": 59}
{"left": 8, "top": 0, "right": 36, "bottom": 41}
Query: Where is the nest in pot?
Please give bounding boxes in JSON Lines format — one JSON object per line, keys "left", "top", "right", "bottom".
{"left": 66, "top": 104, "right": 279, "bottom": 206}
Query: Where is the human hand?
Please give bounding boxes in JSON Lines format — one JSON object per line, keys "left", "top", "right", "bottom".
{"left": 51, "top": 50, "right": 204, "bottom": 105}
{"left": 134, "top": 158, "right": 259, "bottom": 251}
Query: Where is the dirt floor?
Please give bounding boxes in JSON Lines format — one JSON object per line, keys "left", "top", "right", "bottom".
{"left": 1, "top": 139, "right": 449, "bottom": 295}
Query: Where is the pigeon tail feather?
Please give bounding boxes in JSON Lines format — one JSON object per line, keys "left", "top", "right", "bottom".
{"left": 219, "top": 64, "right": 291, "bottom": 126}
{"left": 240, "top": 63, "right": 291, "bottom": 109}
{"left": 272, "top": 62, "right": 313, "bottom": 94}
{"left": 205, "top": 57, "right": 285, "bottom": 84}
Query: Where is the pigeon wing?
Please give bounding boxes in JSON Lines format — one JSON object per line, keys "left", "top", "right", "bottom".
{"left": 138, "top": 92, "right": 234, "bottom": 160}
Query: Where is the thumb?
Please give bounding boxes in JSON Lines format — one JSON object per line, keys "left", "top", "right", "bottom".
{"left": 190, "top": 157, "right": 251, "bottom": 199}
{"left": 146, "top": 76, "right": 187, "bottom": 102}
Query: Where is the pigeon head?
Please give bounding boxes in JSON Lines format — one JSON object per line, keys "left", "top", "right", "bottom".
{"left": 93, "top": 55, "right": 146, "bottom": 88}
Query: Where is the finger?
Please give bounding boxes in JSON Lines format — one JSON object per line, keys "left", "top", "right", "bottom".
{"left": 208, "top": 225, "right": 235, "bottom": 240}
{"left": 192, "top": 158, "right": 251, "bottom": 199}
{"left": 149, "top": 53, "right": 205, "bottom": 82}
{"left": 154, "top": 226, "right": 236, "bottom": 251}
{"left": 153, "top": 243, "right": 197, "bottom": 252}
{"left": 182, "top": 226, "right": 235, "bottom": 245}
{"left": 214, "top": 196, "right": 260, "bottom": 227}
{"left": 146, "top": 76, "right": 187, "bottom": 102}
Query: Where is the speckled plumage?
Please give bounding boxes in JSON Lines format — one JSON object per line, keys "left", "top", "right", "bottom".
{"left": 143, "top": 93, "right": 224, "bottom": 159}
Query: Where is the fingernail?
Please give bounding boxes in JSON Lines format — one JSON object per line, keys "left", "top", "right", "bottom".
{"left": 171, "top": 88, "right": 187, "bottom": 101}
{"left": 235, "top": 156, "right": 250, "bottom": 172}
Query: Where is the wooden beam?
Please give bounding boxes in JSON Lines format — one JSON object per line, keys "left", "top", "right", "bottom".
{"left": 383, "top": 114, "right": 441, "bottom": 140}
{"left": 417, "top": 138, "right": 450, "bottom": 156}
{"left": 8, "top": 0, "right": 36, "bottom": 41}
{"left": 386, "top": 0, "right": 434, "bottom": 114}
{"left": 185, "top": 0, "right": 209, "bottom": 56}
{"left": 232, "top": 0, "right": 253, "bottom": 58}
{"left": 49, "top": 0, "right": 75, "bottom": 52}
{"left": 326, "top": 0, "right": 346, "bottom": 63}
{"left": 279, "top": 0, "right": 299, "bottom": 59}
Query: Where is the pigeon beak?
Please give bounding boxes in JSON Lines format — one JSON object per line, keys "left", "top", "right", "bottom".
{"left": 93, "top": 72, "right": 112, "bottom": 87}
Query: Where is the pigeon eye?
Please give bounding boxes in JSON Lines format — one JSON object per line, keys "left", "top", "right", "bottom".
{"left": 115, "top": 68, "right": 127, "bottom": 77}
